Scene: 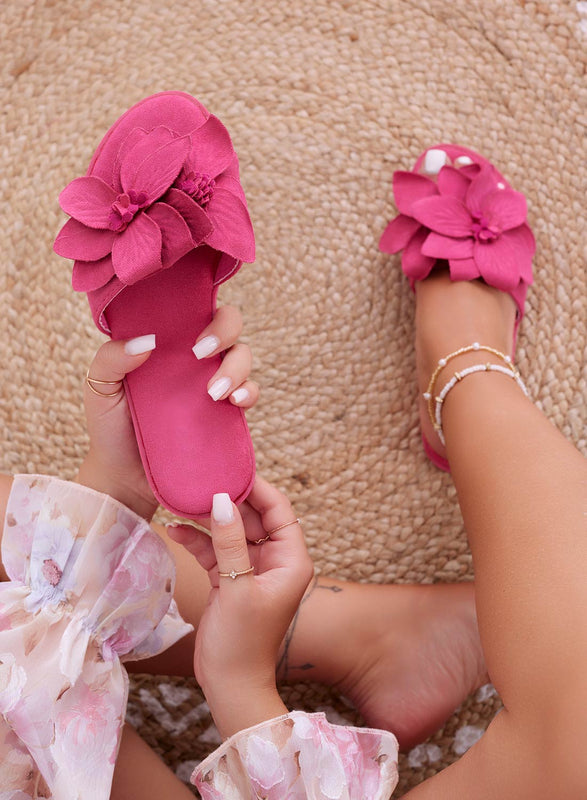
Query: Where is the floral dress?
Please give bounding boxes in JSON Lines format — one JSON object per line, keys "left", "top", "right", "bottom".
{"left": 0, "top": 476, "right": 400, "bottom": 799}
{"left": 192, "top": 711, "right": 399, "bottom": 799}
{"left": 0, "top": 474, "right": 193, "bottom": 799}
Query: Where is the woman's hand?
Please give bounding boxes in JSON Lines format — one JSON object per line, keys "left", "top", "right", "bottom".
{"left": 75, "top": 306, "right": 258, "bottom": 520}
{"left": 168, "top": 477, "right": 314, "bottom": 738}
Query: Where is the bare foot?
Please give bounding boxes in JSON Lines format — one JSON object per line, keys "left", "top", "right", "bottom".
{"left": 416, "top": 271, "right": 517, "bottom": 463}
{"left": 408, "top": 149, "right": 519, "bottom": 464}
{"left": 278, "top": 579, "right": 488, "bottom": 750}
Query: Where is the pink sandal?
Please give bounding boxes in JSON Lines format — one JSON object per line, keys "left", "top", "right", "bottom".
{"left": 379, "top": 144, "right": 536, "bottom": 471}
{"left": 54, "top": 92, "right": 256, "bottom": 517}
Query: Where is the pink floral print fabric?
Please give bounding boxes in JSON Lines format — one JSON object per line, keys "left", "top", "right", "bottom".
{"left": 193, "top": 711, "right": 399, "bottom": 799}
{"left": 0, "top": 474, "right": 193, "bottom": 800}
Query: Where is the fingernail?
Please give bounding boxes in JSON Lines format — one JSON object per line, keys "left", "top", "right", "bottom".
{"left": 230, "top": 387, "right": 249, "bottom": 404}
{"left": 212, "top": 493, "right": 234, "bottom": 524}
{"left": 208, "top": 377, "right": 232, "bottom": 401}
{"left": 423, "top": 148, "right": 448, "bottom": 174}
{"left": 193, "top": 335, "right": 220, "bottom": 360}
{"left": 124, "top": 334, "right": 156, "bottom": 355}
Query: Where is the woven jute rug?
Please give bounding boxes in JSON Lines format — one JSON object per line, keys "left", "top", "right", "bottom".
{"left": 1, "top": 1, "right": 585, "bottom": 795}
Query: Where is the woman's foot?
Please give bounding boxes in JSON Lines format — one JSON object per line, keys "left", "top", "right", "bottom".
{"left": 278, "top": 579, "right": 488, "bottom": 750}
{"left": 415, "top": 270, "right": 517, "bottom": 462}
{"left": 380, "top": 144, "right": 533, "bottom": 466}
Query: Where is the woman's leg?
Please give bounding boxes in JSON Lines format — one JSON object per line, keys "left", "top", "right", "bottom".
{"left": 111, "top": 723, "right": 194, "bottom": 799}
{"left": 133, "top": 525, "right": 488, "bottom": 750}
{"left": 0, "top": 473, "right": 487, "bottom": 751}
{"left": 405, "top": 273, "right": 587, "bottom": 798}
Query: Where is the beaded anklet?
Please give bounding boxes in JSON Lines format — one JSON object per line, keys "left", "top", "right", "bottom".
{"left": 423, "top": 343, "right": 529, "bottom": 446}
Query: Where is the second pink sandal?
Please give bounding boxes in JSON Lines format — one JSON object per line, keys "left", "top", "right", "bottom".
{"left": 54, "top": 92, "right": 256, "bottom": 517}
{"left": 380, "top": 144, "right": 536, "bottom": 471}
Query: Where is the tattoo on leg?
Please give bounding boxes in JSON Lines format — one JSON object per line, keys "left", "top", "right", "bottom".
{"left": 277, "top": 577, "right": 343, "bottom": 681}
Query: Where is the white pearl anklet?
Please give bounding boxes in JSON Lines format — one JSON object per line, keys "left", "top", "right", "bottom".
{"left": 433, "top": 362, "right": 529, "bottom": 446}
{"left": 423, "top": 342, "right": 517, "bottom": 428}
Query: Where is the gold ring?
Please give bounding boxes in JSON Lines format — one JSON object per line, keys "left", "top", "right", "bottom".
{"left": 251, "top": 518, "right": 301, "bottom": 545}
{"left": 218, "top": 566, "right": 255, "bottom": 580}
{"left": 267, "top": 518, "right": 301, "bottom": 535}
{"left": 85, "top": 369, "right": 124, "bottom": 398}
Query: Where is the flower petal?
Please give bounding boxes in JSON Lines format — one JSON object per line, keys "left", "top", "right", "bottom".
{"left": 482, "top": 189, "right": 527, "bottom": 232}
{"left": 459, "top": 163, "right": 481, "bottom": 180}
{"left": 121, "top": 132, "right": 191, "bottom": 203}
{"left": 220, "top": 154, "right": 241, "bottom": 181}
{"left": 205, "top": 187, "right": 255, "bottom": 262}
{"left": 379, "top": 214, "right": 421, "bottom": 253}
{"left": 187, "top": 115, "right": 236, "bottom": 179}
{"left": 54, "top": 218, "right": 116, "bottom": 261}
{"left": 112, "top": 127, "right": 149, "bottom": 191}
{"left": 448, "top": 257, "right": 481, "bottom": 281}
{"left": 512, "top": 223, "right": 536, "bottom": 284}
{"left": 474, "top": 227, "right": 534, "bottom": 292}
{"left": 72, "top": 256, "right": 115, "bottom": 292}
{"left": 422, "top": 231, "right": 474, "bottom": 259}
{"left": 59, "top": 177, "right": 118, "bottom": 228}
{"left": 111, "top": 213, "right": 162, "bottom": 285}
{"left": 146, "top": 202, "right": 195, "bottom": 269}
{"left": 401, "top": 227, "right": 436, "bottom": 282}
{"left": 411, "top": 195, "right": 473, "bottom": 237}
{"left": 215, "top": 173, "right": 247, "bottom": 204}
{"left": 465, "top": 166, "right": 507, "bottom": 217}
{"left": 164, "top": 188, "right": 214, "bottom": 243}
{"left": 437, "top": 166, "right": 471, "bottom": 202}
{"left": 392, "top": 171, "right": 438, "bottom": 215}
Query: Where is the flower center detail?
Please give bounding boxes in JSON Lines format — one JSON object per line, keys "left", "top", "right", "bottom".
{"left": 178, "top": 171, "right": 216, "bottom": 208}
{"left": 471, "top": 216, "right": 501, "bottom": 243}
{"left": 108, "top": 190, "right": 149, "bottom": 232}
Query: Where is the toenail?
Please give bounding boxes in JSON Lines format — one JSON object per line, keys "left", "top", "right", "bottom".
{"left": 454, "top": 155, "right": 474, "bottom": 167}
{"left": 424, "top": 149, "right": 449, "bottom": 174}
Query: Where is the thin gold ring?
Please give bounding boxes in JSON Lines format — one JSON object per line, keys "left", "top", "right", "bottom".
{"left": 252, "top": 518, "right": 301, "bottom": 545}
{"left": 85, "top": 369, "right": 124, "bottom": 398}
{"left": 218, "top": 566, "right": 255, "bottom": 580}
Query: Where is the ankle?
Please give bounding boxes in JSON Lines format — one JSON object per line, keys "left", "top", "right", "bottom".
{"left": 415, "top": 276, "right": 517, "bottom": 383}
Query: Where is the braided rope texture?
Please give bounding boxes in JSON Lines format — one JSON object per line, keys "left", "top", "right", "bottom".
{"left": 1, "top": 1, "right": 585, "bottom": 794}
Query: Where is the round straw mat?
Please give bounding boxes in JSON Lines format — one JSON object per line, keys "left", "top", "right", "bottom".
{"left": 1, "top": 0, "right": 585, "bottom": 795}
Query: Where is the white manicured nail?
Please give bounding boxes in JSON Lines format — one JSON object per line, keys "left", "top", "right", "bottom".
{"left": 192, "top": 335, "right": 220, "bottom": 360}
{"left": 212, "top": 493, "right": 234, "bottom": 524}
{"left": 455, "top": 155, "right": 474, "bottom": 167}
{"left": 231, "top": 387, "right": 249, "bottom": 404}
{"left": 208, "top": 377, "right": 232, "bottom": 401}
{"left": 424, "top": 149, "right": 449, "bottom": 174}
{"left": 124, "top": 334, "right": 156, "bottom": 355}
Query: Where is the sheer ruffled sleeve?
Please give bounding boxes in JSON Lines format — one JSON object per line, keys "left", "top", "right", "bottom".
{"left": 192, "top": 711, "right": 399, "bottom": 799}
{"left": 0, "top": 474, "right": 193, "bottom": 800}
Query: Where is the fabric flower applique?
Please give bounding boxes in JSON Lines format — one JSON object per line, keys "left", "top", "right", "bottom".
{"left": 380, "top": 161, "right": 535, "bottom": 306}
{"left": 53, "top": 115, "right": 255, "bottom": 292}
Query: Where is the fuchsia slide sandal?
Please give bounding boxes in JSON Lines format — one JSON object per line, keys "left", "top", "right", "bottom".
{"left": 379, "top": 144, "right": 536, "bottom": 472}
{"left": 54, "top": 92, "right": 256, "bottom": 517}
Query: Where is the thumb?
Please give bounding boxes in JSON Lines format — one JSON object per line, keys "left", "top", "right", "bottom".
{"left": 210, "top": 493, "right": 254, "bottom": 582}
